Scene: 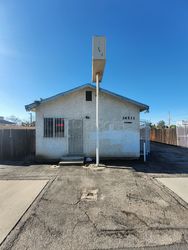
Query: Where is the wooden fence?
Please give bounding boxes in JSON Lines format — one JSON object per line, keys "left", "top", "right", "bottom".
{"left": 0, "top": 128, "right": 35, "bottom": 160}
{"left": 150, "top": 128, "right": 177, "bottom": 146}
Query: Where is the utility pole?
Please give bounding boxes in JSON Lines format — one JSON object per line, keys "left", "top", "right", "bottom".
{"left": 96, "top": 73, "right": 99, "bottom": 166}
{"left": 92, "top": 36, "right": 106, "bottom": 166}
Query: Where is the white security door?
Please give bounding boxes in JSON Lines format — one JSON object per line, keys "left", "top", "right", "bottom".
{"left": 68, "top": 120, "right": 83, "bottom": 155}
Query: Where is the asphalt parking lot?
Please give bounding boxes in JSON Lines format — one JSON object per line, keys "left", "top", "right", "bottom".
{"left": 0, "top": 142, "right": 188, "bottom": 250}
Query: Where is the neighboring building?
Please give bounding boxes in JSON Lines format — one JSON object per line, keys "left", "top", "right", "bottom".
{"left": 176, "top": 120, "right": 188, "bottom": 148}
{"left": 176, "top": 120, "right": 188, "bottom": 126}
{"left": 0, "top": 116, "right": 16, "bottom": 126}
{"left": 25, "top": 84, "right": 149, "bottom": 160}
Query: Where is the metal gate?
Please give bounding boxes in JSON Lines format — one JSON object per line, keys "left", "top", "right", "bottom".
{"left": 68, "top": 119, "right": 83, "bottom": 155}
{"left": 176, "top": 123, "right": 188, "bottom": 148}
{"left": 140, "top": 120, "right": 150, "bottom": 156}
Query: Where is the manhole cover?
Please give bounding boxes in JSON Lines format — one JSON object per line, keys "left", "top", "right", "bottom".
{"left": 81, "top": 189, "right": 98, "bottom": 201}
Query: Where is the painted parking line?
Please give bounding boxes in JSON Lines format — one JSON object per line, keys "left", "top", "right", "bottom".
{"left": 156, "top": 177, "right": 188, "bottom": 203}
{"left": 0, "top": 180, "right": 48, "bottom": 244}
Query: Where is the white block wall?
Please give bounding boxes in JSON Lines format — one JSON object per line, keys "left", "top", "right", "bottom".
{"left": 35, "top": 87, "right": 140, "bottom": 159}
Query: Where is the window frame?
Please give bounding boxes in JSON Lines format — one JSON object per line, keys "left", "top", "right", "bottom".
{"left": 54, "top": 118, "right": 64, "bottom": 137}
{"left": 85, "top": 91, "right": 92, "bottom": 101}
{"left": 43, "top": 117, "right": 65, "bottom": 138}
{"left": 44, "top": 118, "right": 54, "bottom": 138}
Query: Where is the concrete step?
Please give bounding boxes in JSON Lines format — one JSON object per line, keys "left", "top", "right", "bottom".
{"left": 59, "top": 161, "right": 84, "bottom": 165}
{"left": 59, "top": 156, "right": 84, "bottom": 165}
{"left": 60, "top": 156, "right": 84, "bottom": 161}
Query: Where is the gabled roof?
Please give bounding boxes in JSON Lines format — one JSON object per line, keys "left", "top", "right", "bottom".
{"left": 25, "top": 83, "right": 149, "bottom": 112}
{"left": 0, "top": 119, "right": 15, "bottom": 125}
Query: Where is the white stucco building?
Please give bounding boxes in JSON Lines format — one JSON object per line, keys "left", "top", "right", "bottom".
{"left": 25, "top": 84, "right": 149, "bottom": 160}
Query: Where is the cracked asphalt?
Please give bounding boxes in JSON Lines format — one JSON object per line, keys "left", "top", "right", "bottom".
{"left": 0, "top": 142, "right": 188, "bottom": 250}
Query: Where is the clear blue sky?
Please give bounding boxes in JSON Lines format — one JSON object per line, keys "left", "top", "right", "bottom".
{"left": 0, "top": 0, "right": 188, "bottom": 124}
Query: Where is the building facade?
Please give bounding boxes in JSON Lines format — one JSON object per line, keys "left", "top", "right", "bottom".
{"left": 25, "top": 84, "right": 149, "bottom": 160}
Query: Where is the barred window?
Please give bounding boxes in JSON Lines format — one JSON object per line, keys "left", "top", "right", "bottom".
{"left": 44, "top": 118, "right": 53, "bottom": 137}
{"left": 44, "top": 118, "right": 64, "bottom": 138}
{"left": 55, "top": 118, "right": 64, "bottom": 137}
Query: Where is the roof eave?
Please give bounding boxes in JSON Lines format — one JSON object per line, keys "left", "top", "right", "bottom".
{"left": 100, "top": 87, "right": 149, "bottom": 112}
{"left": 25, "top": 83, "right": 149, "bottom": 113}
{"left": 140, "top": 105, "right": 149, "bottom": 112}
{"left": 25, "top": 101, "right": 40, "bottom": 112}
{"left": 40, "top": 84, "right": 94, "bottom": 105}
{"left": 25, "top": 84, "right": 94, "bottom": 111}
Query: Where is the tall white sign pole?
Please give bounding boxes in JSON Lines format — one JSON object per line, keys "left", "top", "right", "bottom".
{"left": 92, "top": 36, "right": 106, "bottom": 167}
{"left": 96, "top": 73, "right": 99, "bottom": 166}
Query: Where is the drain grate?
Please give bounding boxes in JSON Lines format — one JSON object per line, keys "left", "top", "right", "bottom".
{"left": 81, "top": 189, "right": 98, "bottom": 201}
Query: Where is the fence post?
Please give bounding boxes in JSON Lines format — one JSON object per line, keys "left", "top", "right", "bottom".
{"left": 0, "top": 129, "right": 3, "bottom": 160}
{"left": 10, "top": 129, "right": 14, "bottom": 159}
{"left": 143, "top": 142, "right": 146, "bottom": 162}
